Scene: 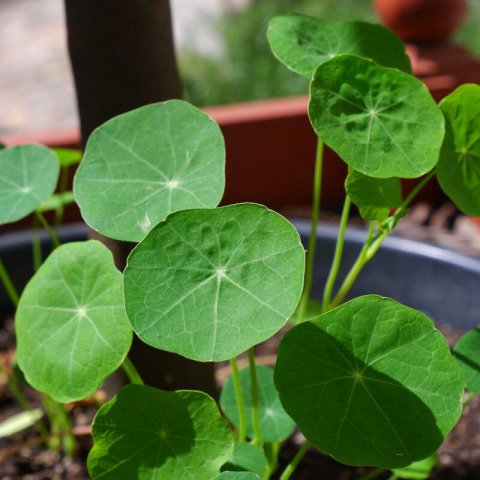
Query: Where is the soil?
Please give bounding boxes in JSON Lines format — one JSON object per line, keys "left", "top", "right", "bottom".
{"left": 1, "top": 319, "right": 480, "bottom": 479}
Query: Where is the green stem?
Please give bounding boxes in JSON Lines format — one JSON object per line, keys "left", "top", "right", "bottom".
{"left": 387, "top": 475, "right": 398, "bottom": 480}
{"left": 463, "top": 391, "right": 476, "bottom": 407}
{"left": 229, "top": 357, "right": 247, "bottom": 442}
{"left": 398, "top": 170, "right": 435, "bottom": 213}
{"left": 279, "top": 441, "right": 310, "bottom": 480}
{"left": 0, "top": 258, "right": 19, "bottom": 307}
{"left": 55, "top": 167, "right": 69, "bottom": 228}
{"left": 35, "top": 211, "right": 60, "bottom": 249}
{"left": 322, "top": 196, "right": 351, "bottom": 312}
{"left": 32, "top": 216, "right": 42, "bottom": 272}
{"left": 121, "top": 357, "right": 144, "bottom": 385}
{"left": 357, "top": 468, "right": 386, "bottom": 480}
{"left": 329, "top": 223, "right": 376, "bottom": 309}
{"left": 297, "top": 138, "right": 324, "bottom": 322}
{"left": 43, "top": 395, "right": 75, "bottom": 457}
{"left": 263, "top": 442, "right": 280, "bottom": 480}
{"left": 248, "top": 348, "right": 262, "bottom": 446}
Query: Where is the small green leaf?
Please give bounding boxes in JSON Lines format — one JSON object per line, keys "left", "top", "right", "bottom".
{"left": 53, "top": 147, "right": 82, "bottom": 167}
{"left": 267, "top": 14, "right": 411, "bottom": 80}
{"left": 222, "top": 442, "right": 268, "bottom": 477}
{"left": 0, "top": 409, "right": 43, "bottom": 438}
{"left": 74, "top": 100, "right": 226, "bottom": 242}
{"left": 436, "top": 84, "right": 480, "bottom": 215}
{"left": 392, "top": 453, "right": 437, "bottom": 479}
{"left": 0, "top": 144, "right": 59, "bottom": 224}
{"left": 290, "top": 298, "right": 323, "bottom": 325}
{"left": 454, "top": 327, "right": 480, "bottom": 392}
{"left": 275, "top": 295, "right": 463, "bottom": 468}
{"left": 16, "top": 241, "right": 132, "bottom": 402}
{"left": 124, "top": 204, "right": 305, "bottom": 362}
{"left": 214, "top": 473, "right": 260, "bottom": 480}
{"left": 88, "top": 385, "right": 234, "bottom": 480}
{"left": 346, "top": 169, "right": 402, "bottom": 221}
{"left": 221, "top": 364, "right": 295, "bottom": 443}
{"left": 37, "top": 191, "right": 75, "bottom": 213}
{"left": 309, "top": 55, "right": 444, "bottom": 179}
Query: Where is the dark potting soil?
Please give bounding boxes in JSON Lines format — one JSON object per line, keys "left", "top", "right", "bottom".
{"left": 1, "top": 317, "right": 480, "bottom": 479}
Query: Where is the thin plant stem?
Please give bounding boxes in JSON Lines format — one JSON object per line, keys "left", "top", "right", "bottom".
{"left": 329, "top": 223, "right": 376, "bottom": 309}
{"left": 357, "top": 468, "right": 385, "bottom": 480}
{"left": 398, "top": 170, "right": 435, "bottom": 213}
{"left": 248, "top": 348, "right": 262, "bottom": 446}
{"left": 35, "top": 211, "right": 60, "bottom": 249}
{"left": 32, "top": 216, "right": 42, "bottom": 272}
{"left": 463, "top": 391, "right": 476, "bottom": 407}
{"left": 279, "top": 441, "right": 310, "bottom": 480}
{"left": 121, "top": 357, "right": 144, "bottom": 385}
{"left": 54, "top": 167, "right": 69, "bottom": 228}
{"left": 263, "top": 442, "right": 280, "bottom": 480}
{"left": 0, "top": 258, "right": 19, "bottom": 307}
{"left": 322, "top": 196, "right": 351, "bottom": 311}
{"left": 229, "top": 357, "right": 247, "bottom": 442}
{"left": 297, "top": 138, "right": 324, "bottom": 322}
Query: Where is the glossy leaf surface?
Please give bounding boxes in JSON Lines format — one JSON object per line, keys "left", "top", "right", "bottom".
{"left": 454, "top": 327, "right": 480, "bottom": 392}
{"left": 221, "top": 364, "right": 295, "bottom": 442}
{"left": 309, "top": 55, "right": 444, "bottom": 179}
{"left": 0, "top": 144, "right": 59, "bottom": 224}
{"left": 88, "top": 385, "right": 233, "bottom": 480}
{"left": 437, "top": 84, "right": 480, "bottom": 215}
{"left": 16, "top": 241, "right": 132, "bottom": 402}
{"left": 74, "top": 100, "right": 225, "bottom": 241}
{"left": 267, "top": 14, "right": 411, "bottom": 79}
{"left": 275, "top": 295, "right": 463, "bottom": 468}
{"left": 124, "top": 204, "right": 305, "bottom": 361}
{"left": 222, "top": 442, "right": 268, "bottom": 477}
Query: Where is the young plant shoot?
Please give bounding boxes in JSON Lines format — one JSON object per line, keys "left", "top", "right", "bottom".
{"left": 1, "top": 13, "right": 479, "bottom": 480}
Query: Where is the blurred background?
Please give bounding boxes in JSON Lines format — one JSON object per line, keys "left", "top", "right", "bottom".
{"left": 0, "top": 0, "right": 479, "bottom": 135}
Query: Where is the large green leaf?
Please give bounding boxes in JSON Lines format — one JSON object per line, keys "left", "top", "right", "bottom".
{"left": 74, "top": 100, "right": 225, "bottom": 242}
{"left": 88, "top": 385, "right": 233, "bottom": 480}
{"left": 214, "top": 473, "right": 260, "bottom": 480}
{"left": 221, "top": 364, "right": 295, "bottom": 443}
{"left": 436, "top": 84, "right": 480, "bottom": 215}
{"left": 275, "top": 295, "right": 463, "bottom": 468}
{"left": 124, "top": 204, "right": 305, "bottom": 362}
{"left": 309, "top": 55, "right": 444, "bottom": 179}
{"left": 392, "top": 453, "right": 437, "bottom": 479}
{"left": 0, "top": 144, "right": 59, "bottom": 224}
{"left": 267, "top": 15, "right": 411, "bottom": 80}
{"left": 222, "top": 442, "right": 268, "bottom": 477}
{"left": 454, "top": 327, "right": 480, "bottom": 392}
{"left": 345, "top": 169, "right": 402, "bottom": 221}
{"left": 16, "top": 241, "right": 132, "bottom": 402}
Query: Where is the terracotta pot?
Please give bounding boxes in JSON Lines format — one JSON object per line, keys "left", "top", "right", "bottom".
{"left": 374, "top": 0, "right": 468, "bottom": 43}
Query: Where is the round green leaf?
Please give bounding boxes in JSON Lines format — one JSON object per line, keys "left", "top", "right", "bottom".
{"left": 222, "top": 442, "right": 268, "bottom": 477}
{"left": 309, "top": 55, "right": 444, "bottom": 179}
{"left": 124, "top": 203, "right": 305, "bottom": 362}
{"left": 0, "top": 144, "right": 59, "bottom": 224}
{"left": 392, "top": 453, "right": 437, "bottom": 479}
{"left": 437, "top": 84, "right": 480, "bottom": 215}
{"left": 214, "top": 473, "right": 260, "bottom": 480}
{"left": 454, "top": 327, "right": 480, "bottom": 392}
{"left": 267, "top": 14, "right": 411, "bottom": 80}
{"left": 16, "top": 241, "right": 132, "bottom": 402}
{"left": 88, "top": 385, "right": 234, "bottom": 480}
{"left": 74, "top": 100, "right": 226, "bottom": 242}
{"left": 275, "top": 295, "right": 463, "bottom": 468}
{"left": 346, "top": 169, "right": 402, "bottom": 221}
{"left": 221, "top": 364, "right": 295, "bottom": 443}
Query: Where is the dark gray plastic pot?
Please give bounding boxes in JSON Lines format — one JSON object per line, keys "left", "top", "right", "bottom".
{"left": 1, "top": 221, "right": 480, "bottom": 332}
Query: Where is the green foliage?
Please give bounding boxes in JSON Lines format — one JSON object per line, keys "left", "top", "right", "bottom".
{"left": 214, "top": 472, "right": 260, "bottom": 480}
{"left": 124, "top": 204, "right": 305, "bottom": 361}
{"left": 221, "top": 365, "right": 295, "bottom": 443}
{"left": 436, "top": 84, "right": 480, "bottom": 215}
{"left": 392, "top": 453, "right": 437, "bottom": 479}
{"left": 454, "top": 326, "right": 480, "bottom": 392}
{"left": 0, "top": 144, "right": 59, "bottom": 224}
{"left": 15, "top": 241, "right": 132, "bottom": 402}
{"left": 88, "top": 385, "right": 233, "bottom": 480}
{"left": 74, "top": 100, "right": 225, "bottom": 242}
{"left": 275, "top": 295, "right": 463, "bottom": 468}
{"left": 222, "top": 442, "right": 268, "bottom": 477}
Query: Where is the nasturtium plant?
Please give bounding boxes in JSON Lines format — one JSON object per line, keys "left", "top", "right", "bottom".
{"left": 214, "top": 472, "right": 260, "bottom": 480}
{"left": 392, "top": 453, "right": 437, "bottom": 480}
{"left": 309, "top": 55, "right": 445, "bottom": 179}
{"left": 222, "top": 442, "right": 268, "bottom": 477}
{"left": 454, "top": 327, "right": 480, "bottom": 393}
{"left": 267, "top": 14, "right": 411, "bottom": 80}
{"left": 346, "top": 169, "right": 402, "bottom": 221}
{"left": 88, "top": 385, "right": 233, "bottom": 480}
{"left": 124, "top": 203, "right": 305, "bottom": 361}
{"left": 221, "top": 364, "right": 295, "bottom": 443}
{"left": 0, "top": 144, "right": 59, "bottom": 224}
{"left": 74, "top": 100, "right": 225, "bottom": 242}
{"left": 15, "top": 241, "right": 132, "bottom": 402}
{"left": 436, "top": 84, "right": 480, "bottom": 215}
{"left": 275, "top": 295, "right": 463, "bottom": 468}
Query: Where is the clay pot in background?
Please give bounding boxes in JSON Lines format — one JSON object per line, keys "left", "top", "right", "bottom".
{"left": 374, "top": 0, "right": 468, "bottom": 43}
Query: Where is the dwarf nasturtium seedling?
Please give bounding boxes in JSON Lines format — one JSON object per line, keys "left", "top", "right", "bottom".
{"left": 3, "top": 11, "right": 480, "bottom": 480}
